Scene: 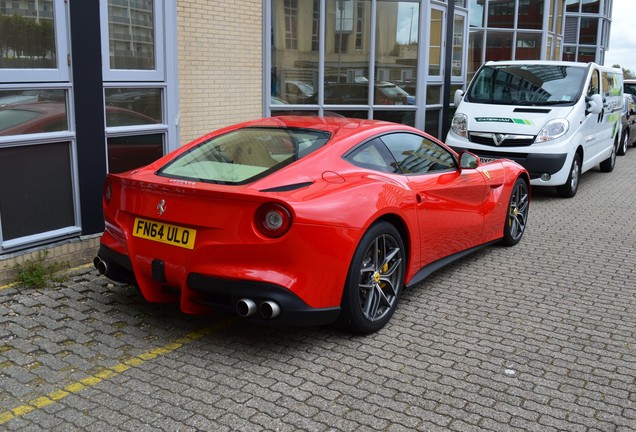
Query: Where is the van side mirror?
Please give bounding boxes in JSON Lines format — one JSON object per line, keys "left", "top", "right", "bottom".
{"left": 586, "top": 93, "right": 603, "bottom": 115}
{"left": 459, "top": 151, "right": 479, "bottom": 169}
{"left": 453, "top": 89, "right": 465, "bottom": 107}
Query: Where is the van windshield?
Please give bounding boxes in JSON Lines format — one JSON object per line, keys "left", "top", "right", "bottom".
{"left": 466, "top": 64, "right": 588, "bottom": 106}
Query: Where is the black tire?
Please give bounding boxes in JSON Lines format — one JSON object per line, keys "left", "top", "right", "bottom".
{"left": 500, "top": 177, "right": 529, "bottom": 246}
{"left": 599, "top": 140, "right": 617, "bottom": 172}
{"left": 618, "top": 131, "right": 628, "bottom": 156}
{"left": 337, "top": 222, "right": 405, "bottom": 334}
{"left": 556, "top": 153, "right": 581, "bottom": 198}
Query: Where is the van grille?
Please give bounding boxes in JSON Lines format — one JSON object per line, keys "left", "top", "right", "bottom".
{"left": 469, "top": 132, "right": 535, "bottom": 147}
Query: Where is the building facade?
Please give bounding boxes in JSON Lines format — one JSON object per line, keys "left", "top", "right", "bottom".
{"left": 0, "top": 0, "right": 613, "bottom": 284}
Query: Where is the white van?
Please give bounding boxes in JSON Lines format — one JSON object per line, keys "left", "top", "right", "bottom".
{"left": 446, "top": 61, "right": 624, "bottom": 197}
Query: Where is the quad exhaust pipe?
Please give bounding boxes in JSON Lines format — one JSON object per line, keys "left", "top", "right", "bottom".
{"left": 236, "top": 298, "right": 280, "bottom": 319}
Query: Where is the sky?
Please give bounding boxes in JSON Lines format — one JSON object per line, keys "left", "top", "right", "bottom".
{"left": 604, "top": 0, "right": 635, "bottom": 74}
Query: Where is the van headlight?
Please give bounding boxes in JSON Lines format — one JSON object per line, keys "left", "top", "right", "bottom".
{"left": 451, "top": 113, "right": 468, "bottom": 138}
{"left": 535, "top": 119, "right": 569, "bottom": 143}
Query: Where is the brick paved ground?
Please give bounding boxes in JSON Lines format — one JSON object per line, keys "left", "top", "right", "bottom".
{"left": 1, "top": 149, "right": 635, "bottom": 431}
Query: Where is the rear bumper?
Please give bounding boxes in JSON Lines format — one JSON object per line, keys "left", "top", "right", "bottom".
{"left": 95, "top": 244, "right": 340, "bottom": 327}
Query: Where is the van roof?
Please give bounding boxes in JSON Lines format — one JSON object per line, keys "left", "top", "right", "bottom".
{"left": 483, "top": 60, "right": 621, "bottom": 72}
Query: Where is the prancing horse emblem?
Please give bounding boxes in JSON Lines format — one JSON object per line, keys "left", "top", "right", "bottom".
{"left": 157, "top": 199, "right": 166, "bottom": 216}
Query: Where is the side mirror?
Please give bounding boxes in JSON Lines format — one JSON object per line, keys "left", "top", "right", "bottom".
{"left": 453, "top": 89, "right": 465, "bottom": 107}
{"left": 586, "top": 93, "right": 603, "bottom": 115}
{"left": 459, "top": 151, "right": 479, "bottom": 169}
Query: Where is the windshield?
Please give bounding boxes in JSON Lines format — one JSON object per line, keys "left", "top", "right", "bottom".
{"left": 158, "top": 127, "right": 331, "bottom": 184}
{"left": 466, "top": 64, "right": 588, "bottom": 106}
{"left": 625, "top": 82, "right": 636, "bottom": 97}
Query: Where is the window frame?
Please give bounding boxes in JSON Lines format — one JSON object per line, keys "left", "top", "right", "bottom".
{"left": 99, "top": 0, "right": 166, "bottom": 82}
{"left": 0, "top": 0, "right": 71, "bottom": 83}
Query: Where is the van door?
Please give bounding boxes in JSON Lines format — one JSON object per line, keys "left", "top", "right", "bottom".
{"left": 580, "top": 68, "right": 603, "bottom": 167}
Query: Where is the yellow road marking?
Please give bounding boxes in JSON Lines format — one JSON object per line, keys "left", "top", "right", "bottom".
{"left": 0, "top": 319, "right": 236, "bottom": 426}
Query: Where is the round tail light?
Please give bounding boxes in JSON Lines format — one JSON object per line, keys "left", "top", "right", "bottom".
{"left": 255, "top": 203, "right": 292, "bottom": 238}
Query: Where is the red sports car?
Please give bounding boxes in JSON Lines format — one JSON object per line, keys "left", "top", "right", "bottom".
{"left": 95, "top": 116, "right": 529, "bottom": 333}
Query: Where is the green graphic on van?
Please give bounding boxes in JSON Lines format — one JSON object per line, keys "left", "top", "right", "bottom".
{"left": 475, "top": 117, "right": 534, "bottom": 125}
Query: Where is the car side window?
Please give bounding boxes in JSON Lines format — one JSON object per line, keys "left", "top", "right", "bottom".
{"left": 380, "top": 133, "right": 456, "bottom": 175}
{"left": 345, "top": 138, "right": 400, "bottom": 173}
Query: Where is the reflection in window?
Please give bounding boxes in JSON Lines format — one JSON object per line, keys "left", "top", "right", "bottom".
{"left": 518, "top": 0, "right": 543, "bottom": 30}
{"left": 374, "top": 110, "right": 414, "bottom": 126}
{"left": 487, "top": 0, "right": 514, "bottom": 29}
{"left": 566, "top": 0, "right": 580, "bottom": 13}
{"left": 107, "top": 133, "right": 164, "bottom": 173}
{"left": 376, "top": 1, "right": 418, "bottom": 105}
{"left": 105, "top": 88, "right": 162, "bottom": 125}
{"left": 425, "top": 109, "right": 440, "bottom": 139}
{"left": 579, "top": 17, "right": 597, "bottom": 45}
{"left": 0, "top": 142, "right": 75, "bottom": 241}
{"left": 426, "top": 86, "right": 441, "bottom": 105}
{"left": 429, "top": 9, "right": 443, "bottom": 75}
{"left": 0, "top": 89, "right": 67, "bottom": 136}
{"left": 382, "top": 132, "right": 454, "bottom": 174}
{"left": 284, "top": 0, "right": 298, "bottom": 49}
{"left": 108, "top": 0, "right": 155, "bottom": 70}
{"left": 516, "top": 32, "right": 542, "bottom": 60}
{"left": 271, "top": 0, "right": 319, "bottom": 104}
{"left": 452, "top": 14, "right": 464, "bottom": 77}
{"left": 485, "top": 31, "right": 513, "bottom": 62}
{"left": 470, "top": 0, "right": 485, "bottom": 27}
{"left": 0, "top": 0, "right": 56, "bottom": 69}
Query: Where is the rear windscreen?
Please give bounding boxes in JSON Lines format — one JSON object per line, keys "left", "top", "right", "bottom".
{"left": 158, "top": 127, "right": 331, "bottom": 184}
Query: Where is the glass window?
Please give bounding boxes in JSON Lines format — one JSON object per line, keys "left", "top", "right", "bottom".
{"left": 344, "top": 138, "right": 400, "bottom": 173}
{"left": 428, "top": 8, "right": 443, "bottom": 76}
{"left": 515, "top": 32, "right": 542, "bottom": 60}
{"left": 469, "top": 0, "right": 485, "bottom": 27}
{"left": 518, "top": 0, "right": 542, "bottom": 30}
{"left": 105, "top": 88, "right": 162, "bottom": 125}
{"left": 0, "top": 142, "right": 75, "bottom": 241}
{"left": 566, "top": 0, "right": 580, "bottom": 13}
{"left": 578, "top": 46, "right": 596, "bottom": 63}
{"left": 284, "top": 0, "right": 298, "bottom": 50}
{"left": 271, "top": 0, "right": 321, "bottom": 104}
{"left": 107, "top": 133, "right": 164, "bottom": 173}
{"left": 0, "top": 0, "right": 56, "bottom": 69}
{"left": 426, "top": 85, "right": 441, "bottom": 105}
{"left": 0, "top": 0, "right": 69, "bottom": 83}
{"left": 579, "top": 17, "right": 598, "bottom": 45}
{"left": 581, "top": 0, "right": 599, "bottom": 14}
{"left": 159, "top": 127, "right": 330, "bottom": 184}
{"left": 485, "top": 31, "right": 513, "bottom": 62}
{"left": 374, "top": 110, "right": 414, "bottom": 126}
{"left": 487, "top": 0, "right": 514, "bottom": 29}
{"left": 424, "top": 109, "right": 440, "bottom": 138}
{"left": 468, "top": 31, "right": 483, "bottom": 78}
{"left": 467, "top": 63, "right": 588, "bottom": 105}
{"left": 556, "top": 0, "right": 564, "bottom": 35}
{"left": 381, "top": 132, "right": 455, "bottom": 175}
{"left": 0, "top": 89, "right": 67, "bottom": 136}
{"left": 376, "top": 1, "right": 418, "bottom": 104}
{"left": 108, "top": 0, "right": 155, "bottom": 69}
{"left": 452, "top": 14, "right": 465, "bottom": 77}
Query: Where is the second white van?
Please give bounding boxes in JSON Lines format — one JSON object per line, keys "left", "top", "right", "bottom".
{"left": 446, "top": 61, "right": 624, "bottom": 197}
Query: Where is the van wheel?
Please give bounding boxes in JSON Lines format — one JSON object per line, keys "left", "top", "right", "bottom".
{"left": 599, "top": 141, "right": 616, "bottom": 172}
{"left": 618, "top": 132, "right": 628, "bottom": 156}
{"left": 556, "top": 153, "right": 581, "bottom": 198}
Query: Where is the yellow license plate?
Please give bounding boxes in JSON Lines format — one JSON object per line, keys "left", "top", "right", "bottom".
{"left": 133, "top": 218, "right": 196, "bottom": 249}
